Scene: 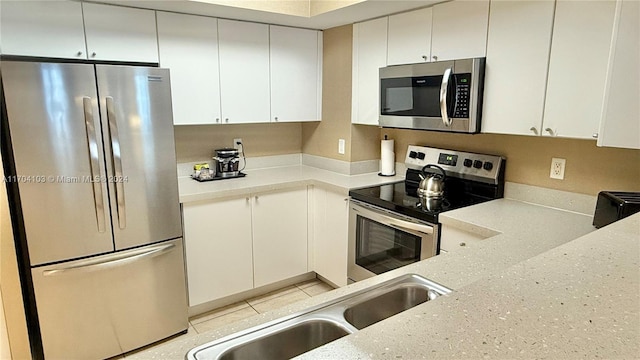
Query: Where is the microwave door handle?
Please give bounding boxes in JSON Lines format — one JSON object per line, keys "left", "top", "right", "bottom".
{"left": 440, "top": 67, "right": 453, "bottom": 127}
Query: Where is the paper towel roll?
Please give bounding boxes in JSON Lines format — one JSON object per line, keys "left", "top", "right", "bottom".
{"left": 380, "top": 139, "right": 395, "bottom": 176}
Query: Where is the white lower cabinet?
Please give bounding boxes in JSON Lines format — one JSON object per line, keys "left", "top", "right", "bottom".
{"left": 182, "top": 197, "right": 254, "bottom": 307}
{"left": 252, "top": 188, "right": 308, "bottom": 287}
{"left": 182, "top": 188, "right": 308, "bottom": 306}
{"left": 311, "top": 188, "right": 349, "bottom": 287}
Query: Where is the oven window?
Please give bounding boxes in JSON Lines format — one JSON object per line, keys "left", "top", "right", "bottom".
{"left": 380, "top": 76, "right": 442, "bottom": 117}
{"left": 355, "top": 215, "right": 421, "bottom": 275}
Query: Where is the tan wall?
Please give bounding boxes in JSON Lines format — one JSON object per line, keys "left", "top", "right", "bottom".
{"left": 0, "top": 154, "right": 31, "bottom": 359}
{"left": 198, "top": 0, "right": 310, "bottom": 17}
{"left": 310, "top": 0, "right": 366, "bottom": 16}
{"left": 351, "top": 124, "right": 381, "bottom": 162}
{"left": 302, "top": 25, "right": 354, "bottom": 161}
{"left": 383, "top": 129, "right": 640, "bottom": 196}
{"left": 174, "top": 123, "right": 302, "bottom": 163}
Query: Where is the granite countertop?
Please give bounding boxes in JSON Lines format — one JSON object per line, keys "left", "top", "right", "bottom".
{"left": 129, "top": 194, "right": 640, "bottom": 359}
{"left": 178, "top": 165, "right": 404, "bottom": 203}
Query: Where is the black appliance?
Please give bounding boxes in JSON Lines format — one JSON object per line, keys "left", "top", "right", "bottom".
{"left": 593, "top": 191, "right": 640, "bottom": 228}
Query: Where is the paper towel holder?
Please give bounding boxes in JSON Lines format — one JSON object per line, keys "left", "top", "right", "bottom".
{"left": 379, "top": 135, "right": 396, "bottom": 176}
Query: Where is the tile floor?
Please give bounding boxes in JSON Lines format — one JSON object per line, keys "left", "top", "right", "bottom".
{"left": 126, "top": 278, "right": 334, "bottom": 358}
{"left": 189, "top": 279, "right": 333, "bottom": 333}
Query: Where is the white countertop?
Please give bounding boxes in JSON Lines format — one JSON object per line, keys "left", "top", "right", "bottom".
{"left": 179, "top": 165, "right": 404, "bottom": 203}
{"left": 130, "top": 187, "right": 640, "bottom": 359}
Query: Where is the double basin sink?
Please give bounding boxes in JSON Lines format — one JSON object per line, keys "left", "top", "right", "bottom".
{"left": 186, "top": 274, "right": 452, "bottom": 360}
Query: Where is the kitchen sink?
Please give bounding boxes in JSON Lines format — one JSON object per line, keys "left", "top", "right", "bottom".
{"left": 186, "top": 274, "right": 451, "bottom": 360}
{"left": 343, "top": 284, "right": 440, "bottom": 330}
{"left": 218, "top": 319, "right": 352, "bottom": 360}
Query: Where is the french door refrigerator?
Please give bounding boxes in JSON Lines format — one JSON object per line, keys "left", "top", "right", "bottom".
{"left": 1, "top": 61, "right": 188, "bottom": 359}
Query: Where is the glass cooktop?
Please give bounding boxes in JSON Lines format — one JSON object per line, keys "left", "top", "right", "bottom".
{"left": 349, "top": 179, "right": 495, "bottom": 224}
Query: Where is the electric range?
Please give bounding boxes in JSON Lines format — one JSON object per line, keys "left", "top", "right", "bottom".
{"left": 347, "top": 145, "right": 505, "bottom": 282}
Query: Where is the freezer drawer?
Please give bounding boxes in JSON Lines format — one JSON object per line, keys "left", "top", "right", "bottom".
{"left": 31, "top": 238, "right": 188, "bottom": 359}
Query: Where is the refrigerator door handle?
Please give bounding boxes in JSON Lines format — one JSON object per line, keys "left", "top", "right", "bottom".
{"left": 82, "top": 97, "right": 106, "bottom": 233}
{"left": 106, "top": 96, "right": 126, "bottom": 229}
{"left": 42, "top": 242, "right": 176, "bottom": 276}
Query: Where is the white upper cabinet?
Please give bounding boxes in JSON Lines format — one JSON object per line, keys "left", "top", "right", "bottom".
{"left": 270, "top": 26, "right": 322, "bottom": 122}
{"left": 82, "top": 3, "right": 158, "bottom": 63}
{"left": 598, "top": 0, "right": 640, "bottom": 149}
{"left": 352, "top": 17, "right": 388, "bottom": 125}
{"left": 0, "top": 0, "right": 86, "bottom": 59}
{"left": 542, "top": 0, "right": 616, "bottom": 139}
{"left": 430, "top": 0, "right": 490, "bottom": 61}
{"left": 482, "top": 0, "right": 555, "bottom": 136}
{"left": 157, "top": 12, "right": 221, "bottom": 125}
{"left": 218, "top": 19, "right": 271, "bottom": 124}
{"left": 387, "top": 8, "right": 433, "bottom": 66}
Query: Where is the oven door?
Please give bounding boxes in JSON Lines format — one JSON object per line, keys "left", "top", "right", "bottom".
{"left": 348, "top": 201, "right": 438, "bottom": 282}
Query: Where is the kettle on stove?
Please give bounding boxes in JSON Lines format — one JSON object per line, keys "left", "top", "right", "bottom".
{"left": 417, "top": 164, "right": 446, "bottom": 199}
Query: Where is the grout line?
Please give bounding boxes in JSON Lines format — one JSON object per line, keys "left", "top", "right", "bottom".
{"left": 247, "top": 302, "right": 260, "bottom": 314}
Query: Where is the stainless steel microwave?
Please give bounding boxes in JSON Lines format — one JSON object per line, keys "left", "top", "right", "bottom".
{"left": 379, "top": 57, "right": 485, "bottom": 133}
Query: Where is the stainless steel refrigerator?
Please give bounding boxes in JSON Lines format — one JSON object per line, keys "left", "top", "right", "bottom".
{"left": 1, "top": 61, "right": 188, "bottom": 359}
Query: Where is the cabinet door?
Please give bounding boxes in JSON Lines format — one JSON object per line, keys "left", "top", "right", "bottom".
{"left": 542, "top": 0, "right": 616, "bottom": 139}
{"left": 598, "top": 0, "right": 640, "bottom": 149}
{"left": 312, "top": 188, "right": 349, "bottom": 287}
{"left": 82, "top": 3, "right": 159, "bottom": 63}
{"left": 157, "top": 12, "right": 222, "bottom": 125}
{"left": 252, "top": 188, "right": 308, "bottom": 288}
{"left": 218, "top": 19, "right": 271, "bottom": 124}
{"left": 0, "top": 0, "right": 86, "bottom": 59}
{"left": 482, "top": 0, "right": 555, "bottom": 136}
{"left": 387, "top": 8, "right": 432, "bottom": 65}
{"left": 352, "top": 17, "right": 388, "bottom": 125}
{"left": 431, "top": 0, "right": 490, "bottom": 61}
{"left": 183, "top": 198, "right": 254, "bottom": 306}
{"left": 270, "top": 26, "right": 322, "bottom": 122}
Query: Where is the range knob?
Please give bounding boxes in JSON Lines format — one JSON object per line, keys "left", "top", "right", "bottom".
{"left": 473, "top": 160, "right": 483, "bottom": 169}
{"left": 483, "top": 161, "right": 494, "bottom": 171}
{"left": 463, "top": 159, "right": 473, "bottom": 167}
{"left": 417, "top": 152, "right": 426, "bottom": 160}
{"left": 409, "top": 151, "right": 418, "bottom": 159}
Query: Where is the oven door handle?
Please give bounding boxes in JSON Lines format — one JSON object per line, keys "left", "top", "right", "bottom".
{"left": 352, "top": 204, "right": 434, "bottom": 235}
{"left": 388, "top": 219, "right": 433, "bottom": 235}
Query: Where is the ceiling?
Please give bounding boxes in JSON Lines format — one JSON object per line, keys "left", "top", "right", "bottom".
{"left": 87, "top": 0, "right": 447, "bottom": 29}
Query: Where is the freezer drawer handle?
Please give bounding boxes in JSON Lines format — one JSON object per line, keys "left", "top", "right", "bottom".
{"left": 42, "top": 243, "right": 176, "bottom": 276}
{"left": 106, "top": 96, "right": 126, "bottom": 229}
{"left": 82, "top": 97, "right": 106, "bottom": 233}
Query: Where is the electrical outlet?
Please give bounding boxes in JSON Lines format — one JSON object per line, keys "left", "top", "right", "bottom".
{"left": 338, "top": 139, "right": 346, "bottom": 155}
{"left": 233, "top": 138, "right": 242, "bottom": 150}
{"left": 550, "top": 158, "right": 566, "bottom": 180}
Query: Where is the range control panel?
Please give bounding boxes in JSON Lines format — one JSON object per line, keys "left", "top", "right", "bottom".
{"left": 405, "top": 145, "right": 505, "bottom": 185}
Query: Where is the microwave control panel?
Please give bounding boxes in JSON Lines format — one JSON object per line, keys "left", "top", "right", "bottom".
{"left": 453, "top": 73, "right": 472, "bottom": 118}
